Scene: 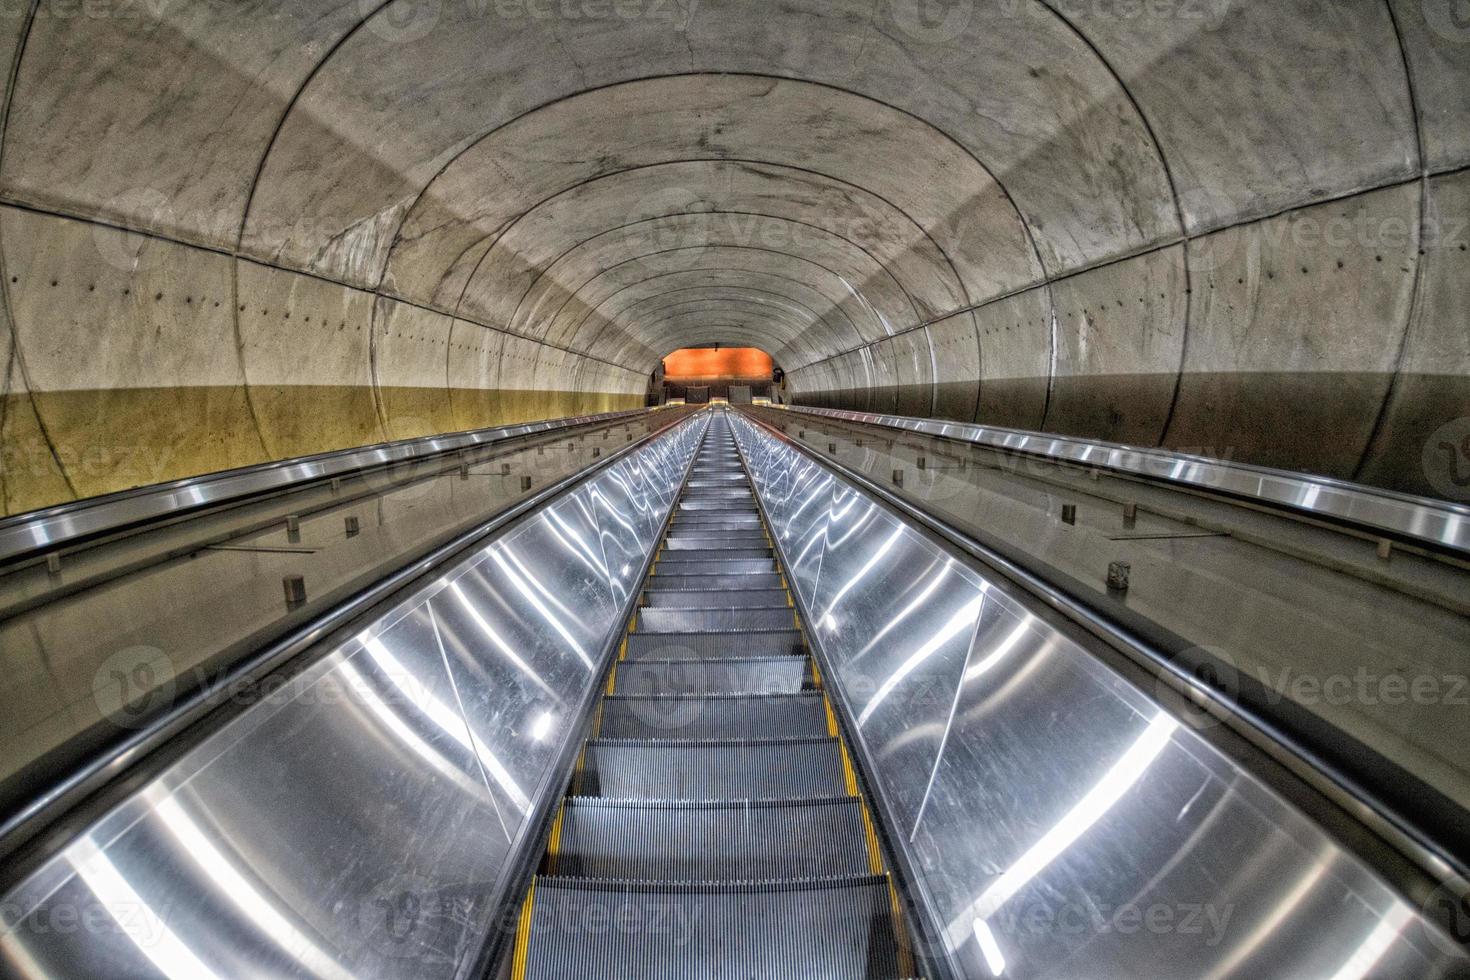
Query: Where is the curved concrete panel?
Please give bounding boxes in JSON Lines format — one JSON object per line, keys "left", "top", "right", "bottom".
{"left": 1165, "top": 184, "right": 1418, "bottom": 475}
{"left": 0, "top": 1, "right": 1464, "bottom": 509}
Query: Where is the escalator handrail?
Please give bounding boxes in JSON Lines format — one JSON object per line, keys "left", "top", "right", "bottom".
{"left": 0, "top": 408, "right": 657, "bottom": 566}
{"left": 782, "top": 405, "right": 1470, "bottom": 558}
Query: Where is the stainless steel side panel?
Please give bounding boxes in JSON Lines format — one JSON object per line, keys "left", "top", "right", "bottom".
{"left": 785, "top": 405, "right": 1470, "bottom": 557}
{"left": 0, "top": 415, "right": 707, "bottom": 979}
{"left": 732, "top": 413, "right": 1469, "bottom": 979}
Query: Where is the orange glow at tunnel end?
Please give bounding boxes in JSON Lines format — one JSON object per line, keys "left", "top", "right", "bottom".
{"left": 663, "top": 347, "right": 774, "bottom": 381}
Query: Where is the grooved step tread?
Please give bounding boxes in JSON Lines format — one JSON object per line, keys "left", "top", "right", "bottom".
{"left": 520, "top": 874, "right": 905, "bottom": 980}
{"left": 612, "top": 656, "right": 812, "bottom": 696}
{"left": 550, "top": 796, "right": 872, "bottom": 880}
{"left": 624, "top": 630, "right": 804, "bottom": 661}
{"left": 578, "top": 737, "right": 847, "bottom": 800}
{"left": 598, "top": 692, "right": 828, "bottom": 739}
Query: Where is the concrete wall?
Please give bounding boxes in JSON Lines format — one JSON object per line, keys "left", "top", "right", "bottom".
{"left": 0, "top": 0, "right": 1464, "bottom": 511}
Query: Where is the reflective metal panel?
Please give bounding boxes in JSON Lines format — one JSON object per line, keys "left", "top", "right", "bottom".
{"left": 786, "top": 405, "right": 1470, "bottom": 557}
{"left": 0, "top": 414, "right": 707, "bottom": 978}
{"left": 731, "top": 412, "right": 1470, "bottom": 980}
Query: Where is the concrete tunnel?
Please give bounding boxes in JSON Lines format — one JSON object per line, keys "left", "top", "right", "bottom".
{"left": 0, "top": 0, "right": 1466, "bottom": 511}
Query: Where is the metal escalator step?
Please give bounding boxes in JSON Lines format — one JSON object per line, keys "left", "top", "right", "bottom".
{"left": 579, "top": 737, "right": 847, "bottom": 800}
{"left": 624, "top": 631, "right": 804, "bottom": 660}
{"left": 679, "top": 499, "right": 756, "bottom": 511}
{"left": 598, "top": 692, "right": 828, "bottom": 739}
{"left": 636, "top": 607, "right": 796, "bottom": 633}
{"left": 551, "top": 796, "right": 871, "bottom": 880}
{"left": 613, "top": 657, "right": 811, "bottom": 695}
{"left": 644, "top": 573, "right": 784, "bottom": 592}
{"left": 521, "top": 874, "right": 903, "bottom": 980}
{"left": 670, "top": 515, "right": 761, "bottom": 529}
{"left": 657, "top": 548, "right": 774, "bottom": 566}
{"left": 652, "top": 559, "right": 775, "bottom": 576}
{"left": 663, "top": 533, "right": 768, "bottom": 549}
{"left": 681, "top": 488, "right": 751, "bottom": 499}
{"left": 643, "top": 589, "right": 788, "bottom": 609}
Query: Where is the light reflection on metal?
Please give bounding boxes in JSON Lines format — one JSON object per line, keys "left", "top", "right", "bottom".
{"left": 731, "top": 409, "right": 1467, "bottom": 979}
{"left": 785, "top": 405, "right": 1470, "bottom": 557}
{"left": 962, "top": 712, "right": 1177, "bottom": 931}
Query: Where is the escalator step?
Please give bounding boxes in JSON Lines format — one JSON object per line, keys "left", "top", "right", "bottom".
{"left": 670, "top": 516, "right": 762, "bottom": 531}
{"left": 551, "top": 797, "right": 871, "bottom": 880}
{"left": 643, "top": 589, "right": 789, "bottom": 609}
{"left": 679, "top": 499, "right": 755, "bottom": 511}
{"left": 636, "top": 607, "right": 796, "bottom": 633}
{"left": 664, "top": 531, "right": 768, "bottom": 547}
{"left": 579, "top": 737, "right": 847, "bottom": 800}
{"left": 652, "top": 559, "right": 775, "bottom": 576}
{"left": 624, "top": 631, "right": 804, "bottom": 661}
{"left": 612, "top": 657, "right": 811, "bottom": 695}
{"left": 643, "top": 573, "right": 785, "bottom": 592}
{"left": 599, "top": 692, "right": 827, "bottom": 739}
{"left": 520, "top": 875, "right": 903, "bottom": 980}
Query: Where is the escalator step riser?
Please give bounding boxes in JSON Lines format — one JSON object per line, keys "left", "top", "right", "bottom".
{"left": 643, "top": 589, "right": 789, "bottom": 609}
{"left": 679, "top": 500, "right": 756, "bottom": 511}
{"left": 645, "top": 574, "right": 785, "bottom": 592}
{"left": 521, "top": 876, "right": 901, "bottom": 980}
{"left": 579, "top": 740, "right": 847, "bottom": 800}
{"left": 671, "top": 516, "right": 762, "bottom": 529}
{"left": 659, "top": 547, "right": 773, "bottom": 563}
{"left": 653, "top": 559, "right": 775, "bottom": 576}
{"left": 681, "top": 490, "right": 752, "bottom": 500}
{"left": 598, "top": 694, "right": 827, "bottom": 739}
{"left": 637, "top": 607, "right": 796, "bottom": 633}
{"left": 624, "top": 631, "right": 804, "bottom": 660}
{"left": 552, "top": 798, "right": 871, "bottom": 879}
{"left": 663, "top": 536, "right": 769, "bottom": 550}
{"left": 614, "top": 658, "right": 809, "bottom": 695}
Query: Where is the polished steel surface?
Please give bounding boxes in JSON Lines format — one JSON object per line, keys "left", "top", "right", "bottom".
{"left": 732, "top": 411, "right": 1470, "bottom": 979}
{"left": 786, "top": 406, "right": 1470, "bottom": 558}
{"left": 0, "top": 414, "right": 707, "bottom": 979}
{"left": 0, "top": 409, "right": 653, "bottom": 565}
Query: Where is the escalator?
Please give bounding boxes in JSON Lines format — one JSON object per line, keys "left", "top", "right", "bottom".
{"left": 511, "top": 412, "right": 916, "bottom": 978}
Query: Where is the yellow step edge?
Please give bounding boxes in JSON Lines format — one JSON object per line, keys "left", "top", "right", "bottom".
{"left": 545, "top": 804, "right": 567, "bottom": 874}
{"left": 509, "top": 880, "right": 536, "bottom": 980}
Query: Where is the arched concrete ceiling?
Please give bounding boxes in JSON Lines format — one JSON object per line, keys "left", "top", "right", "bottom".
{"left": 0, "top": 0, "right": 1465, "bottom": 510}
